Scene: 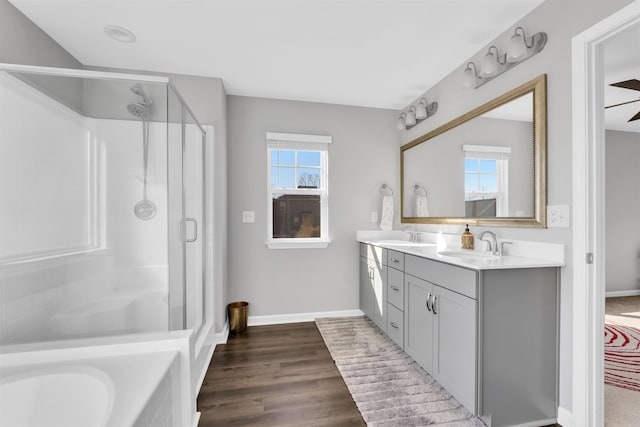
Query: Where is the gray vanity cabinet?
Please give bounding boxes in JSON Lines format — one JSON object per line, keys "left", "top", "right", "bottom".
{"left": 404, "top": 259, "right": 477, "bottom": 414}
{"left": 404, "top": 275, "right": 434, "bottom": 371}
{"left": 358, "top": 243, "right": 559, "bottom": 427}
{"left": 359, "top": 243, "right": 387, "bottom": 332}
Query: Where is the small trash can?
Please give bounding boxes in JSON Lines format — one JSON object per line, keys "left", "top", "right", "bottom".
{"left": 228, "top": 301, "right": 248, "bottom": 334}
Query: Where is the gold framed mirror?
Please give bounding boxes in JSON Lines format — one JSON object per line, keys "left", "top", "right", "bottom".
{"left": 401, "top": 74, "right": 547, "bottom": 227}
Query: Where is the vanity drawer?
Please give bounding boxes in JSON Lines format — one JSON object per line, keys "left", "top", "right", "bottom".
{"left": 387, "top": 303, "right": 404, "bottom": 349}
{"left": 405, "top": 254, "right": 477, "bottom": 299}
{"left": 360, "top": 243, "right": 387, "bottom": 265}
{"left": 388, "top": 268, "right": 404, "bottom": 310}
{"left": 388, "top": 250, "right": 405, "bottom": 270}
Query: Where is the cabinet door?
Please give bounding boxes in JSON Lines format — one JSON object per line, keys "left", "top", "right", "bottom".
{"left": 371, "top": 263, "right": 387, "bottom": 332}
{"left": 404, "top": 275, "right": 434, "bottom": 373}
{"left": 359, "top": 257, "right": 374, "bottom": 318}
{"left": 432, "top": 284, "right": 477, "bottom": 413}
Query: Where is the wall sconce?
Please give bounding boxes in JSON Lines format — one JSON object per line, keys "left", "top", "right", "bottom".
{"left": 397, "top": 99, "right": 438, "bottom": 130}
{"left": 462, "top": 26, "right": 547, "bottom": 89}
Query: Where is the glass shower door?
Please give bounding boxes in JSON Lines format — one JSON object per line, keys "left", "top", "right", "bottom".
{"left": 183, "top": 108, "right": 205, "bottom": 332}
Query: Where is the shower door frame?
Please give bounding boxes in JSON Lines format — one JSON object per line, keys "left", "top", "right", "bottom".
{"left": 0, "top": 63, "right": 209, "bottom": 341}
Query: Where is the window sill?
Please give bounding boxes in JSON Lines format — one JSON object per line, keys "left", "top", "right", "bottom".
{"left": 266, "top": 239, "right": 331, "bottom": 250}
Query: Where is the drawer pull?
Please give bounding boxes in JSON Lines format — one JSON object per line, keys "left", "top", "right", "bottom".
{"left": 390, "top": 257, "right": 400, "bottom": 263}
{"left": 426, "top": 292, "right": 432, "bottom": 312}
{"left": 390, "top": 322, "right": 399, "bottom": 329}
{"left": 432, "top": 295, "right": 438, "bottom": 315}
{"left": 391, "top": 286, "right": 400, "bottom": 292}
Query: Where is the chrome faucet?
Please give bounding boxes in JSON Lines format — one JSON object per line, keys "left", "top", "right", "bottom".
{"left": 402, "top": 225, "right": 421, "bottom": 242}
{"left": 479, "top": 231, "right": 498, "bottom": 255}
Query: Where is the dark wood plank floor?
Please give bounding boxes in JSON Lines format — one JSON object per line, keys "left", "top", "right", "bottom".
{"left": 197, "top": 322, "right": 366, "bottom": 427}
{"left": 197, "top": 321, "right": 563, "bottom": 427}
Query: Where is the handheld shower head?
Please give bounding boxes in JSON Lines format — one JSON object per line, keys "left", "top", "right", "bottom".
{"left": 130, "top": 83, "right": 151, "bottom": 105}
{"left": 127, "top": 102, "right": 148, "bottom": 118}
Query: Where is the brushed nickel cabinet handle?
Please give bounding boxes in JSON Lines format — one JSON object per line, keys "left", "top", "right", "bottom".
{"left": 390, "top": 322, "right": 399, "bottom": 329}
{"left": 432, "top": 295, "right": 438, "bottom": 315}
{"left": 426, "top": 292, "right": 432, "bottom": 312}
{"left": 390, "top": 257, "right": 400, "bottom": 263}
{"left": 391, "top": 286, "right": 399, "bottom": 292}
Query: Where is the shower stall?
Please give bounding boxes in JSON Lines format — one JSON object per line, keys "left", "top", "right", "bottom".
{"left": 0, "top": 64, "right": 210, "bottom": 346}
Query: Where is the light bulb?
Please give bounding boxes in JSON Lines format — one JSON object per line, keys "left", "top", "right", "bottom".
{"left": 481, "top": 50, "right": 498, "bottom": 77}
{"left": 405, "top": 109, "right": 416, "bottom": 127}
{"left": 463, "top": 65, "right": 477, "bottom": 88}
{"left": 507, "top": 33, "right": 527, "bottom": 62}
{"left": 415, "top": 101, "right": 427, "bottom": 120}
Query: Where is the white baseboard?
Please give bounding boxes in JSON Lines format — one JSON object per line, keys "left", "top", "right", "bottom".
{"left": 205, "top": 321, "right": 229, "bottom": 346}
{"left": 509, "top": 419, "right": 557, "bottom": 427}
{"left": 557, "top": 406, "right": 572, "bottom": 427}
{"left": 605, "top": 289, "right": 640, "bottom": 297}
{"left": 248, "top": 309, "right": 364, "bottom": 326}
{"left": 192, "top": 411, "right": 201, "bottom": 427}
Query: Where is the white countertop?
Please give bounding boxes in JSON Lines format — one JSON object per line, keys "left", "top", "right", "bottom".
{"left": 359, "top": 237, "right": 565, "bottom": 271}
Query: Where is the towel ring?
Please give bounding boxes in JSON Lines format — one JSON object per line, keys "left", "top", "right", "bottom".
{"left": 379, "top": 184, "right": 393, "bottom": 196}
{"left": 414, "top": 185, "right": 427, "bottom": 197}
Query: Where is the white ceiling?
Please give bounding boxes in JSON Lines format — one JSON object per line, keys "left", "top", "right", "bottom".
{"left": 9, "top": 0, "right": 545, "bottom": 110}
{"left": 603, "top": 27, "right": 640, "bottom": 133}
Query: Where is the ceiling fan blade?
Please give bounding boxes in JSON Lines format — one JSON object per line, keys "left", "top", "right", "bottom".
{"left": 610, "top": 79, "right": 640, "bottom": 91}
{"left": 628, "top": 111, "right": 640, "bottom": 122}
{"left": 605, "top": 98, "right": 640, "bottom": 109}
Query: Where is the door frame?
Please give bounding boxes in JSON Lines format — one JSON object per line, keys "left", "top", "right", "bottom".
{"left": 571, "top": 1, "right": 640, "bottom": 425}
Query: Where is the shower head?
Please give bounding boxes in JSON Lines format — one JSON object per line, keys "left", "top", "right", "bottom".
{"left": 130, "top": 83, "right": 151, "bottom": 105}
{"left": 127, "top": 102, "right": 148, "bottom": 118}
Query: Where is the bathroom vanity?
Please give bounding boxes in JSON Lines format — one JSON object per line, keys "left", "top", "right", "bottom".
{"left": 358, "top": 238, "right": 562, "bottom": 427}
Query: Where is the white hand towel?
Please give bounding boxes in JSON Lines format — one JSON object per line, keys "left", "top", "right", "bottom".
{"left": 380, "top": 195, "right": 394, "bottom": 231}
{"left": 416, "top": 195, "right": 429, "bottom": 217}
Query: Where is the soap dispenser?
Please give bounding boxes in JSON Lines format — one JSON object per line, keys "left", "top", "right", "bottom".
{"left": 461, "top": 224, "right": 474, "bottom": 250}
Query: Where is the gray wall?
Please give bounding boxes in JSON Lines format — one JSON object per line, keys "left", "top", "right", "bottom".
{"left": 396, "top": 0, "right": 634, "bottom": 413}
{"left": 227, "top": 95, "right": 399, "bottom": 316}
{"left": 606, "top": 130, "right": 640, "bottom": 294}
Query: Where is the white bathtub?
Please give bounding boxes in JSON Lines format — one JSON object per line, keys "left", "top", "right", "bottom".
{"left": 0, "top": 349, "right": 182, "bottom": 427}
{"left": 0, "top": 366, "right": 115, "bottom": 427}
{"left": 48, "top": 266, "right": 169, "bottom": 340}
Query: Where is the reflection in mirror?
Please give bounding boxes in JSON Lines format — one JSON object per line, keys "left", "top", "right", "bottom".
{"left": 401, "top": 74, "right": 546, "bottom": 227}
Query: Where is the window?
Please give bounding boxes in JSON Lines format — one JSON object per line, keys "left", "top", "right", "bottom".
{"left": 463, "top": 145, "right": 510, "bottom": 217}
{"left": 266, "top": 132, "right": 331, "bottom": 249}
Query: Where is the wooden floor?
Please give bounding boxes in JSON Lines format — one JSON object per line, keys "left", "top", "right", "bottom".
{"left": 197, "top": 321, "right": 563, "bottom": 427}
{"left": 197, "top": 322, "right": 366, "bottom": 426}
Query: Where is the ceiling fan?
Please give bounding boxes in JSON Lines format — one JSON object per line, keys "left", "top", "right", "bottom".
{"left": 605, "top": 79, "right": 640, "bottom": 122}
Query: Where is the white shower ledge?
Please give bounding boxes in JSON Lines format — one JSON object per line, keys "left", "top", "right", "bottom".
{"left": 357, "top": 230, "right": 565, "bottom": 271}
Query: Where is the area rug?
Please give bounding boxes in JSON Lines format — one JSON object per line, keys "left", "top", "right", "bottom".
{"left": 315, "top": 316, "right": 485, "bottom": 427}
{"left": 604, "top": 323, "right": 640, "bottom": 392}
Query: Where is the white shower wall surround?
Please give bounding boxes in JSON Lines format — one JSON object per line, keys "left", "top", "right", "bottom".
{"left": 0, "top": 70, "right": 206, "bottom": 344}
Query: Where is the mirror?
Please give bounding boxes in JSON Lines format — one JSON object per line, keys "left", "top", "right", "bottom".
{"left": 401, "top": 74, "right": 547, "bottom": 227}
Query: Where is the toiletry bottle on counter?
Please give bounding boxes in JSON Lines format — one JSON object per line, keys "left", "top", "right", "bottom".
{"left": 461, "top": 224, "right": 474, "bottom": 249}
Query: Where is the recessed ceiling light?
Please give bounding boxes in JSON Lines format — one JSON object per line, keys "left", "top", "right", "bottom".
{"left": 104, "top": 25, "right": 136, "bottom": 43}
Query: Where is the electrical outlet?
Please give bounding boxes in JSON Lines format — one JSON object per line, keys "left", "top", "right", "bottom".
{"left": 547, "top": 205, "right": 570, "bottom": 228}
{"left": 242, "top": 211, "right": 255, "bottom": 223}
{"left": 371, "top": 211, "right": 379, "bottom": 223}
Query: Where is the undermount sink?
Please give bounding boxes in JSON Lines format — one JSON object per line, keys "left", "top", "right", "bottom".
{"left": 437, "top": 250, "right": 501, "bottom": 261}
{"left": 376, "top": 240, "right": 435, "bottom": 248}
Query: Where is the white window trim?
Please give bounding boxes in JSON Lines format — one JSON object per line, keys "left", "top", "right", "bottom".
{"left": 462, "top": 144, "right": 510, "bottom": 216}
{"left": 266, "top": 132, "right": 332, "bottom": 249}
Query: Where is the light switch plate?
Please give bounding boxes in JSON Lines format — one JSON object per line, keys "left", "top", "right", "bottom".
{"left": 371, "top": 211, "right": 379, "bottom": 223}
{"left": 547, "top": 205, "right": 570, "bottom": 228}
{"left": 242, "top": 211, "right": 255, "bottom": 223}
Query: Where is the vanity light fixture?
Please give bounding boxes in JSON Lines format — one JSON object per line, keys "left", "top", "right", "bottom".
{"left": 398, "top": 99, "right": 438, "bottom": 130}
{"left": 462, "top": 26, "right": 547, "bottom": 89}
